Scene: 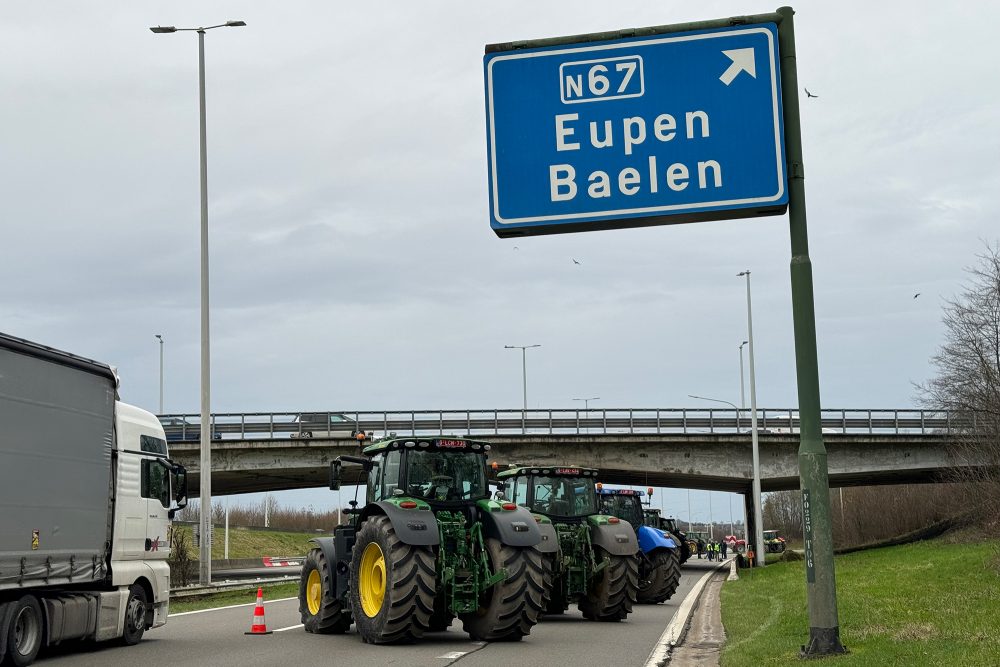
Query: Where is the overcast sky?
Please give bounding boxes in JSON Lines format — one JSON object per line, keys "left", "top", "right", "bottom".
{"left": 2, "top": 2, "right": 996, "bottom": 522}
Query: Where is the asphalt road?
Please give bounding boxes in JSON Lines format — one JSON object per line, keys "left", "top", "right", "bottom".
{"left": 37, "top": 560, "right": 718, "bottom": 667}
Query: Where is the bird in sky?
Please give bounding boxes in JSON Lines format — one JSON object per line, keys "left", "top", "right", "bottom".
{"left": 805, "top": 88, "right": 818, "bottom": 98}
{"left": 913, "top": 293, "right": 921, "bottom": 299}
{"left": 572, "top": 258, "right": 581, "bottom": 265}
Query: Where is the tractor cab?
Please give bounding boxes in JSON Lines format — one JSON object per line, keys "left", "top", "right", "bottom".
{"left": 597, "top": 487, "right": 646, "bottom": 528}
{"left": 497, "top": 465, "right": 600, "bottom": 522}
{"left": 331, "top": 437, "right": 491, "bottom": 507}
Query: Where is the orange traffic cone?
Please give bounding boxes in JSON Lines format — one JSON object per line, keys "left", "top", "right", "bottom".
{"left": 245, "top": 587, "right": 273, "bottom": 635}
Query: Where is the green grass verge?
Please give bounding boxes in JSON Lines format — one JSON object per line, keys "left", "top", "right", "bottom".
{"left": 170, "top": 582, "right": 301, "bottom": 614}
{"left": 720, "top": 539, "right": 1000, "bottom": 666}
{"left": 174, "top": 525, "right": 317, "bottom": 559}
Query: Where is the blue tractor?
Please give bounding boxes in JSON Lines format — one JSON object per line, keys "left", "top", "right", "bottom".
{"left": 597, "top": 487, "right": 682, "bottom": 603}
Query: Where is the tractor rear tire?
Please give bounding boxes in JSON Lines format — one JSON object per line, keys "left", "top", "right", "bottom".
{"left": 460, "top": 540, "right": 546, "bottom": 641}
{"left": 300, "top": 547, "right": 352, "bottom": 634}
{"left": 643, "top": 549, "right": 681, "bottom": 604}
{"left": 578, "top": 548, "right": 638, "bottom": 622}
{"left": 351, "top": 515, "right": 436, "bottom": 644}
{"left": 678, "top": 538, "right": 691, "bottom": 564}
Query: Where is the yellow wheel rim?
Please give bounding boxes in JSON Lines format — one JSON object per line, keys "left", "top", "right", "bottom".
{"left": 359, "top": 542, "right": 387, "bottom": 618}
{"left": 306, "top": 568, "right": 323, "bottom": 615}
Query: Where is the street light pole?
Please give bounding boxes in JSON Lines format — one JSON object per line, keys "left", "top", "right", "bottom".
{"left": 739, "top": 340, "right": 749, "bottom": 411}
{"left": 151, "top": 19, "right": 245, "bottom": 587}
{"left": 572, "top": 397, "right": 599, "bottom": 410}
{"left": 504, "top": 344, "right": 541, "bottom": 410}
{"left": 154, "top": 334, "right": 164, "bottom": 414}
{"left": 738, "top": 270, "right": 765, "bottom": 567}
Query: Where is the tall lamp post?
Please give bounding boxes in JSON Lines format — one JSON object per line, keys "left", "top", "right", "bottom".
{"left": 689, "top": 392, "right": 763, "bottom": 565}
{"left": 738, "top": 270, "right": 765, "bottom": 566}
{"left": 739, "top": 340, "right": 749, "bottom": 411}
{"left": 504, "top": 344, "right": 541, "bottom": 411}
{"left": 151, "top": 19, "right": 245, "bottom": 586}
{"left": 154, "top": 334, "right": 164, "bottom": 414}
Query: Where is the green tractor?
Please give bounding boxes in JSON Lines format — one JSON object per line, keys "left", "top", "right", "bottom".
{"left": 299, "top": 437, "right": 548, "bottom": 644}
{"left": 644, "top": 508, "right": 691, "bottom": 564}
{"left": 496, "top": 466, "right": 639, "bottom": 621}
{"left": 763, "top": 529, "right": 787, "bottom": 554}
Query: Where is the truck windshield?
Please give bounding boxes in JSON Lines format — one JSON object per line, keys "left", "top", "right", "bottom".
{"left": 600, "top": 494, "right": 644, "bottom": 526}
{"left": 405, "top": 450, "right": 487, "bottom": 501}
{"left": 529, "top": 476, "right": 597, "bottom": 517}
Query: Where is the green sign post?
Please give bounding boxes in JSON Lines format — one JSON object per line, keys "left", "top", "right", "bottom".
{"left": 485, "top": 6, "right": 846, "bottom": 655}
{"left": 775, "top": 6, "right": 847, "bottom": 656}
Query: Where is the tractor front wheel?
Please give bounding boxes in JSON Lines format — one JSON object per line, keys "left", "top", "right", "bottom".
{"left": 300, "top": 547, "right": 352, "bottom": 634}
{"left": 578, "top": 548, "right": 638, "bottom": 622}
{"left": 350, "top": 515, "right": 436, "bottom": 644}
{"left": 460, "top": 539, "right": 546, "bottom": 641}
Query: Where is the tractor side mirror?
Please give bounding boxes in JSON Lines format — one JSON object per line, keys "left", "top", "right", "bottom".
{"left": 329, "top": 460, "right": 342, "bottom": 490}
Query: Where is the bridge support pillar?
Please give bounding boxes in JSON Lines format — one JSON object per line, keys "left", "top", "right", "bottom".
{"left": 743, "top": 491, "right": 757, "bottom": 558}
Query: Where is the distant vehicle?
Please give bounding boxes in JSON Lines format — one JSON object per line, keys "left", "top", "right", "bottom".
{"left": 763, "top": 529, "right": 787, "bottom": 553}
{"left": 159, "top": 416, "right": 221, "bottom": 442}
{"left": 290, "top": 412, "right": 358, "bottom": 439}
{"left": 1, "top": 332, "right": 188, "bottom": 665}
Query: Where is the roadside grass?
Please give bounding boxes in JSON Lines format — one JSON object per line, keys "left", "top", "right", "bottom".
{"left": 170, "top": 582, "right": 300, "bottom": 614}
{"left": 173, "top": 525, "right": 318, "bottom": 559}
{"left": 720, "top": 539, "right": 1000, "bottom": 666}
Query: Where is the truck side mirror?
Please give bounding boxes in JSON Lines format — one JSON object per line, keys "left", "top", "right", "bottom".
{"left": 172, "top": 468, "right": 188, "bottom": 508}
{"left": 330, "top": 460, "right": 342, "bottom": 490}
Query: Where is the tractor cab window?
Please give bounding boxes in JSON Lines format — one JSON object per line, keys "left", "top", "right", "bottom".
{"left": 600, "top": 494, "right": 644, "bottom": 526}
{"left": 381, "top": 450, "right": 402, "bottom": 499}
{"left": 405, "top": 450, "right": 486, "bottom": 501}
{"left": 511, "top": 476, "right": 529, "bottom": 505}
{"left": 529, "top": 476, "right": 597, "bottom": 517}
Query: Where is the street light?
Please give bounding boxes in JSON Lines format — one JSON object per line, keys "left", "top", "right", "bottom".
{"left": 739, "top": 340, "right": 749, "bottom": 411}
{"left": 151, "top": 18, "right": 245, "bottom": 586}
{"left": 572, "top": 397, "right": 600, "bottom": 410}
{"left": 738, "top": 269, "right": 765, "bottom": 567}
{"left": 504, "top": 344, "right": 541, "bottom": 411}
{"left": 154, "top": 334, "right": 164, "bottom": 414}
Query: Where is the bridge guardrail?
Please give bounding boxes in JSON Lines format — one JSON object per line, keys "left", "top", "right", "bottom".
{"left": 159, "top": 408, "right": 960, "bottom": 441}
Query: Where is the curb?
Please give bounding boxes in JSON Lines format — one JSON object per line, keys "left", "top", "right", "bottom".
{"left": 644, "top": 558, "right": 732, "bottom": 667}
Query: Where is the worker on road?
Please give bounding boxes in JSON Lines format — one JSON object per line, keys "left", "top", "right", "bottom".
{"left": 721, "top": 539, "right": 728, "bottom": 559}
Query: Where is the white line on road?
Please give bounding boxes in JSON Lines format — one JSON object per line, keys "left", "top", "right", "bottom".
{"left": 274, "top": 623, "right": 305, "bottom": 632}
{"left": 170, "top": 596, "right": 298, "bottom": 617}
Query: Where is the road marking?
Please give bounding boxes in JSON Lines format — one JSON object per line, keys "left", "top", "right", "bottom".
{"left": 644, "top": 560, "right": 730, "bottom": 667}
{"left": 274, "top": 623, "right": 304, "bottom": 632}
{"left": 437, "top": 651, "right": 467, "bottom": 659}
{"left": 170, "top": 596, "right": 298, "bottom": 617}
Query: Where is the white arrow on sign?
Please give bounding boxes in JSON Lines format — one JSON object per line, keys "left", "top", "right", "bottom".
{"left": 719, "top": 48, "right": 756, "bottom": 85}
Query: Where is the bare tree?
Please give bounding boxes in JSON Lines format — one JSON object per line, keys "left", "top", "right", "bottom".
{"left": 919, "top": 242, "right": 1000, "bottom": 532}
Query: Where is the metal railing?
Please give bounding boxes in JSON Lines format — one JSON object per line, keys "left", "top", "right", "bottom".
{"left": 158, "top": 408, "right": 959, "bottom": 441}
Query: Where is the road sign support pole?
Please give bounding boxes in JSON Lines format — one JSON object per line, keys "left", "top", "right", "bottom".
{"left": 776, "top": 6, "right": 846, "bottom": 657}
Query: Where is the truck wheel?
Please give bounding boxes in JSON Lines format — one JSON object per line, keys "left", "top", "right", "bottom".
{"left": 460, "top": 540, "right": 546, "bottom": 641}
{"left": 350, "top": 516, "right": 435, "bottom": 644}
{"left": 300, "top": 547, "right": 352, "bottom": 634}
{"left": 6, "top": 595, "right": 43, "bottom": 667}
{"left": 120, "top": 585, "right": 147, "bottom": 645}
{"left": 578, "top": 548, "right": 638, "bottom": 622}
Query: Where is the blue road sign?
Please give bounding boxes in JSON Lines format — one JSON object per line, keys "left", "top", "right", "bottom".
{"left": 484, "top": 23, "right": 787, "bottom": 237}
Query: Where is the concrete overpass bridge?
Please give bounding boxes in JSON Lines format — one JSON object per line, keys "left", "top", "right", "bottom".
{"left": 163, "top": 407, "right": 972, "bottom": 498}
